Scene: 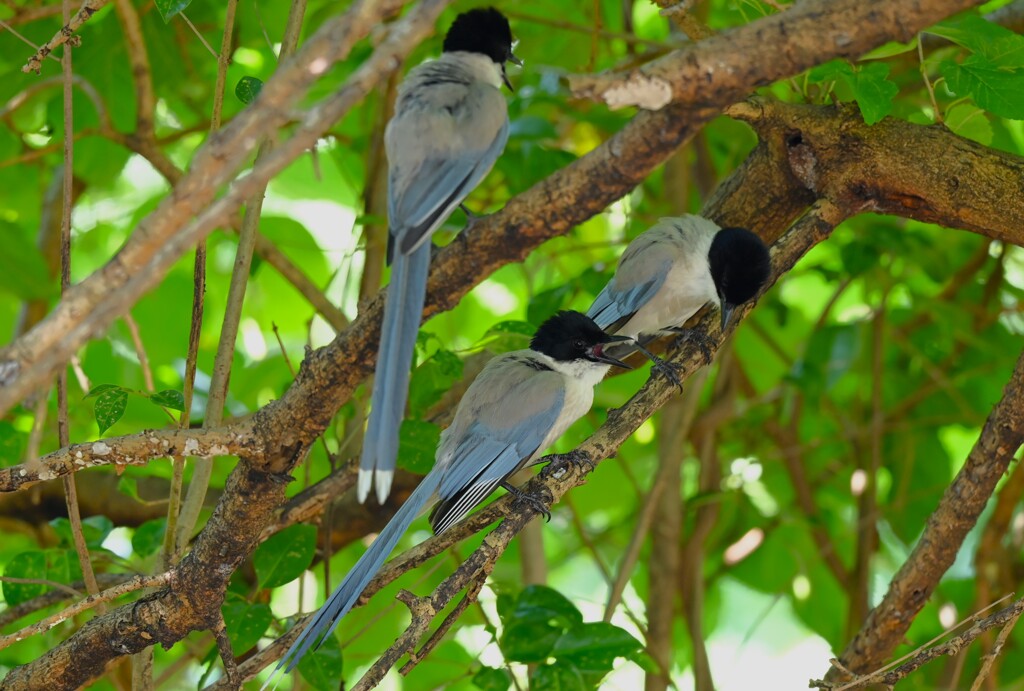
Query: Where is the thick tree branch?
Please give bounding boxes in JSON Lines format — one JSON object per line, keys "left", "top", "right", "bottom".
{"left": 569, "top": 0, "right": 985, "bottom": 109}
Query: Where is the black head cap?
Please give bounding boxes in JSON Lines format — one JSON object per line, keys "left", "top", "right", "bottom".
{"left": 443, "top": 7, "right": 516, "bottom": 65}
{"left": 530, "top": 311, "right": 630, "bottom": 367}
{"left": 708, "top": 227, "right": 771, "bottom": 308}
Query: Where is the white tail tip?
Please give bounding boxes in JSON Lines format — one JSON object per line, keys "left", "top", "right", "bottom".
{"left": 356, "top": 469, "right": 373, "bottom": 504}
{"left": 375, "top": 471, "right": 394, "bottom": 505}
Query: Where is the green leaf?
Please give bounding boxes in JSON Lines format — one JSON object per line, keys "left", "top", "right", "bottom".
{"left": 221, "top": 600, "right": 273, "bottom": 653}
{"left": 930, "top": 13, "right": 1024, "bottom": 68}
{"left": 530, "top": 662, "right": 586, "bottom": 691}
{"left": 154, "top": 0, "right": 191, "bottom": 23}
{"left": 944, "top": 103, "right": 993, "bottom": 145}
{"left": 85, "top": 383, "right": 122, "bottom": 398}
{"left": 50, "top": 515, "right": 114, "bottom": 549}
{"left": 551, "top": 622, "right": 643, "bottom": 669}
{"left": 1, "top": 551, "right": 47, "bottom": 605}
{"left": 805, "top": 59, "right": 853, "bottom": 84}
{"left": 235, "top": 76, "right": 264, "bottom": 105}
{"left": 408, "top": 349, "right": 464, "bottom": 418}
{"left": 941, "top": 55, "right": 1024, "bottom": 120}
{"left": 397, "top": 419, "right": 440, "bottom": 474}
{"left": 473, "top": 666, "right": 512, "bottom": 691}
{"left": 861, "top": 38, "right": 918, "bottom": 60}
{"left": 45, "top": 549, "right": 82, "bottom": 588}
{"left": 94, "top": 386, "right": 128, "bottom": 434}
{"left": 117, "top": 476, "right": 141, "bottom": 501}
{"left": 840, "top": 62, "right": 898, "bottom": 125}
{"left": 253, "top": 524, "right": 317, "bottom": 588}
{"left": 0, "top": 221, "right": 55, "bottom": 301}
{"left": 297, "top": 635, "right": 344, "bottom": 691}
{"left": 132, "top": 519, "right": 167, "bottom": 558}
{"left": 499, "top": 586, "right": 583, "bottom": 663}
{"left": 149, "top": 389, "right": 185, "bottom": 412}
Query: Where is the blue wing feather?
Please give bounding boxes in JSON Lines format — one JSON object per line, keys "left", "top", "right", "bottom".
{"left": 587, "top": 259, "right": 670, "bottom": 332}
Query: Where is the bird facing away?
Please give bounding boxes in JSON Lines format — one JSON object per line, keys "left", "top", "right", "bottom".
{"left": 268, "top": 311, "right": 631, "bottom": 680}
{"left": 360, "top": 8, "right": 521, "bottom": 506}
{"left": 587, "top": 215, "right": 771, "bottom": 376}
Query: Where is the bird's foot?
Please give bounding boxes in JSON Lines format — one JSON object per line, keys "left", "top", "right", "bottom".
{"left": 633, "top": 343, "right": 684, "bottom": 391}
{"left": 541, "top": 450, "right": 596, "bottom": 479}
{"left": 501, "top": 481, "right": 551, "bottom": 522}
{"left": 667, "top": 327, "right": 716, "bottom": 366}
{"left": 459, "top": 203, "right": 481, "bottom": 230}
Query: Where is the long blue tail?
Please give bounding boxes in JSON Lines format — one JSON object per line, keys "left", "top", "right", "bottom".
{"left": 359, "top": 242, "right": 431, "bottom": 504}
{"left": 270, "top": 471, "right": 442, "bottom": 680}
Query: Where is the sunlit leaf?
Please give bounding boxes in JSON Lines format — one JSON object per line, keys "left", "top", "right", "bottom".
{"left": 944, "top": 103, "right": 993, "bottom": 144}
{"left": 94, "top": 386, "right": 128, "bottom": 435}
{"left": 930, "top": 13, "right": 1024, "bottom": 68}
{"left": 941, "top": 55, "right": 1024, "bottom": 120}
{"left": 149, "top": 389, "right": 185, "bottom": 412}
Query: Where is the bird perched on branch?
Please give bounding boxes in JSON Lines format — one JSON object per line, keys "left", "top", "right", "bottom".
{"left": 587, "top": 214, "right": 771, "bottom": 383}
{"left": 360, "top": 7, "right": 521, "bottom": 505}
{"left": 268, "top": 311, "right": 630, "bottom": 680}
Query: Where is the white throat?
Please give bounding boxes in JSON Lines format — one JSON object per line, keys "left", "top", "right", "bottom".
{"left": 534, "top": 352, "right": 611, "bottom": 388}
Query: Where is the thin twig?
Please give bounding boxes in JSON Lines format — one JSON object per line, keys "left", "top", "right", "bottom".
{"left": 0, "top": 573, "right": 131, "bottom": 629}
{"left": 178, "top": 12, "right": 218, "bottom": 60}
{"left": 0, "top": 18, "right": 61, "bottom": 62}
{"left": 970, "top": 601, "right": 1023, "bottom": 691}
{"left": 123, "top": 313, "right": 154, "bottom": 393}
{"left": 56, "top": 0, "right": 104, "bottom": 618}
{"left": 21, "top": 0, "right": 110, "bottom": 74}
{"left": 0, "top": 572, "right": 173, "bottom": 651}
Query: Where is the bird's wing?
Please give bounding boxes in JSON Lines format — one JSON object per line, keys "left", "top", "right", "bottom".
{"left": 388, "top": 114, "right": 509, "bottom": 256}
{"left": 587, "top": 247, "right": 673, "bottom": 333}
{"left": 429, "top": 359, "right": 565, "bottom": 534}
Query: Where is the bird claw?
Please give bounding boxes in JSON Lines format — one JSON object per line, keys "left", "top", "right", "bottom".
{"left": 649, "top": 354, "right": 685, "bottom": 391}
{"left": 459, "top": 203, "right": 481, "bottom": 230}
{"left": 668, "top": 328, "right": 715, "bottom": 366}
{"left": 542, "top": 450, "right": 595, "bottom": 478}
{"left": 501, "top": 481, "right": 552, "bottom": 522}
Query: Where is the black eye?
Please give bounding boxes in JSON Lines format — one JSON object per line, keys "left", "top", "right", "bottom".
{"left": 573, "top": 339, "right": 586, "bottom": 349}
